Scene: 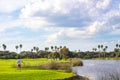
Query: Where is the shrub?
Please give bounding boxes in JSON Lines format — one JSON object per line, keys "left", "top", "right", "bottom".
{"left": 70, "top": 58, "right": 83, "bottom": 67}
{"left": 21, "top": 61, "right": 72, "bottom": 72}
{"left": 39, "top": 61, "right": 71, "bottom": 72}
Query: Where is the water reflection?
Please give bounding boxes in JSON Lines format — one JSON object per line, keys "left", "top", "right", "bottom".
{"left": 72, "top": 60, "right": 120, "bottom": 80}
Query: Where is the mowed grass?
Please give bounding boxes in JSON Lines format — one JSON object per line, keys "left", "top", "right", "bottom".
{"left": 0, "top": 58, "right": 74, "bottom": 80}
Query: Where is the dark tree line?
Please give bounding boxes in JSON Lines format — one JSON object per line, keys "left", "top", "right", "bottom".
{"left": 0, "top": 44, "right": 120, "bottom": 59}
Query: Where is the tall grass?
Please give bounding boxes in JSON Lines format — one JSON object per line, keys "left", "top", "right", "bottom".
{"left": 22, "top": 61, "right": 72, "bottom": 72}
{"left": 21, "top": 58, "right": 83, "bottom": 72}
{"left": 70, "top": 58, "right": 83, "bottom": 67}
{"left": 97, "top": 72, "right": 120, "bottom": 80}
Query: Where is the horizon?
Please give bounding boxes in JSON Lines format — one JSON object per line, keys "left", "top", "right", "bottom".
{"left": 0, "top": 0, "right": 120, "bottom": 52}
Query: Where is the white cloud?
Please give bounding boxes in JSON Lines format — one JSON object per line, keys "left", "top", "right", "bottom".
{"left": 45, "top": 21, "right": 106, "bottom": 44}
{"left": 65, "top": 21, "right": 106, "bottom": 38}
{"left": 22, "top": 17, "right": 54, "bottom": 30}
{"left": 105, "top": 10, "right": 120, "bottom": 18}
{"left": 65, "top": 28, "right": 92, "bottom": 39}
{"left": 96, "top": 0, "right": 110, "bottom": 9}
{"left": 45, "top": 29, "right": 64, "bottom": 43}
{"left": 119, "top": 4, "right": 120, "bottom": 9}
{"left": 19, "top": 0, "right": 95, "bottom": 18}
{"left": 0, "top": 0, "right": 34, "bottom": 13}
{"left": 87, "top": 21, "right": 105, "bottom": 34}
{"left": 0, "top": 17, "right": 54, "bottom": 32}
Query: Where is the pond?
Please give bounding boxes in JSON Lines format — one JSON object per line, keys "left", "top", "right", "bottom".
{"left": 72, "top": 60, "right": 120, "bottom": 80}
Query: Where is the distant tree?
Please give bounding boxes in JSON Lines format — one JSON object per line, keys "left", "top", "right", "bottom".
{"left": 31, "top": 49, "right": 33, "bottom": 52}
{"left": 45, "top": 47, "right": 49, "bottom": 52}
{"left": 31, "top": 49, "right": 34, "bottom": 58}
{"left": 98, "top": 45, "right": 101, "bottom": 58}
{"left": 114, "top": 48, "right": 119, "bottom": 59}
{"left": 104, "top": 46, "right": 108, "bottom": 58}
{"left": 103, "top": 48, "right": 106, "bottom": 58}
{"left": 115, "top": 44, "right": 119, "bottom": 59}
{"left": 15, "top": 45, "right": 19, "bottom": 53}
{"left": 101, "top": 45, "right": 103, "bottom": 49}
{"left": 33, "top": 47, "right": 36, "bottom": 52}
{"left": 36, "top": 47, "right": 39, "bottom": 53}
{"left": 2, "top": 44, "right": 7, "bottom": 58}
{"left": 95, "top": 48, "right": 97, "bottom": 52}
{"left": 105, "top": 46, "right": 108, "bottom": 49}
{"left": 119, "top": 45, "right": 120, "bottom": 48}
{"left": 51, "top": 46, "right": 53, "bottom": 51}
{"left": 55, "top": 46, "right": 57, "bottom": 51}
{"left": 116, "top": 44, "right": 119, "bottom": 48}
{"left": 60, "top": 46, "right": 62, "bottom": 49}
{"left": 19, "top": 44, "right": 22, "bottom": 53}
{"left": 98, "top": 45, "right": 100, "bottom": 50}
{"left": 2, "top": 44, "right": 6, "bottom": 51}
{"left": 60, "top": 46, "right": 69, "bottom": 59}
{"left": 92, "top": 48, "right": 95, "bottom": 52}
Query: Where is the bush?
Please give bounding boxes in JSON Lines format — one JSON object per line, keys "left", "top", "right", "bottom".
{"left": 70, "top": 58, "right": 83, "bottom": 67}
{"left": 22, "top": 61, "right": 72, "bottom": 72}
{"left": 39, "top": 61, "right": 71, "bottom": 72}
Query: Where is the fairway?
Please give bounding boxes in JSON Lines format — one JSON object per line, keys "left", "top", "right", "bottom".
{"left": 0, "top": 59, "right": 74, "bottom": 80}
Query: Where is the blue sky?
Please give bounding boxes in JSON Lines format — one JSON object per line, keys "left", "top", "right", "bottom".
{"left": 0, "top": 0, "right": 120, "bottom": 52}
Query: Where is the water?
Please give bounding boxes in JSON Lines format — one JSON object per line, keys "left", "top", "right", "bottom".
{"left": 72, "top": 60, "right": 120, "bottom": 80}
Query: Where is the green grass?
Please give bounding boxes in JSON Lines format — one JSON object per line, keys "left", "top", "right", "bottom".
{"left": 0, "top": 58, "right": 74, "bottom": 80}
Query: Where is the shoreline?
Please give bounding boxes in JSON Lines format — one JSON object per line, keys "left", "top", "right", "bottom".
{"left": 60, "top": 75, "right": 89, "bottom": 80}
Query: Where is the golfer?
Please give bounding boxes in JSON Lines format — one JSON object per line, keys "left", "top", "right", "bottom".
{"left": 17, "top": 59, "right": 22, "bottom": 71}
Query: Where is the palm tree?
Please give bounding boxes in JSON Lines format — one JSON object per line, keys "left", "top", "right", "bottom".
{"left": 114, "top": 48, "right": 119, "bottom": 59}
{"left": 60, "top": 46, "right": 62, "bottom": 49}
{"left": 115, "top": 44, "right": 119, "bottom": 59}
{"left": 36, "top": 47, "right": 39, "bottom": 53}
{"left": 101, "top": 45, "right": 103, "bottom": 49}
{"left": 116, "top": 44, "right": 118, "bottom": 47}
{"left": 19, "top": 44, "right": 22, "bottom": 53}
{"left": 2, "top": 44, "right": 6, "bottom": 51}
{"left": 33, "top": 46, "right": 36, "bottom": 58}
{"left": 2, "top": 44, "right": 7, "bottom": 57}
{"left": 45, "top": 47, "right": 49, "bottom": 52}
{"left": 15, "top": 45, "right": 19, "bottom": 53}
{"left": 51, "top": 46, "right": 54, "bottom": 51}
{"left": 92, "top": 48, "right": 95, "bottom": 52}
{"left": 33, "top": 47, "right": 36, "bottom": 51}
{"left": 98, "top": 45, "right": 100, "bottom": 50}
{"left": 104, "top": 46, "right": 108, "bottom": 58}
{"left": 98, "top": 45, "right": 101, "bottom": 58}
{"left": 94, "top": 48, "right": 97, "bottom": 52}
{"left": 116, "top": 44, "right": 119, "bottom": 48}
{"left": 103, "top": 48, "right": 106, "bottom": 58}
{"left": 101, "top": 45, "right": 104, "bottom": 57}
{"left": 105, "top": 46, "right": 108, "bottom": 49}
{"left": 60, "top": 46, "right": 62, "bottom": 51}
{"left": 119, "top": 45, "right": 120, "bottom": 48}
{"left": 31, "top": 49, "right": 33, "bottom": 58}
{"left": 57, "top": 48, "right": 59, "bottom": 52}
{"left": 55, "top": 46, "right": 57, "bottom": 51}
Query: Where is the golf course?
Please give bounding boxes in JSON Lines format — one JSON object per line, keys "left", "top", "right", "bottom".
{"left": 0, "top": 58, "right": 74, "bottom": 80}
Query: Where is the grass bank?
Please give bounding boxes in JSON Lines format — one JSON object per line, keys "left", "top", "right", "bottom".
{"left": 0, "top": 58, "right": 74, "bottom": 80}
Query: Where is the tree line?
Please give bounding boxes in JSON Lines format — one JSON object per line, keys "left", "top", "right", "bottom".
{"left": 0, "top": 44, "right": 120, "bottom": 59}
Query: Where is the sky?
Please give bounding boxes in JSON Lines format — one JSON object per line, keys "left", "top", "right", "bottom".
{"left": 0, "top": 0, "right": 120, "bottom": 52}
